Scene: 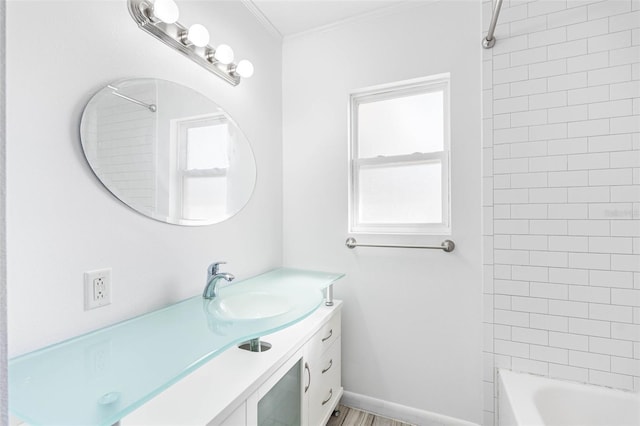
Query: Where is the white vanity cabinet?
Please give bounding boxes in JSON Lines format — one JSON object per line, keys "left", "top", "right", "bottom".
{"left": 244, "top": 307, "right": 342, "bottom": 426}
{"left": 305, "top": 309, "right": 342, "bottom": 426}
{"left": 121, "top": 301, "right": 342, "bottom": 426}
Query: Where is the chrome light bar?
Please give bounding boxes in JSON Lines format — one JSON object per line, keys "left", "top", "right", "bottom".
{"left": 128, "top": 0, "right": 253, "bottom": 86}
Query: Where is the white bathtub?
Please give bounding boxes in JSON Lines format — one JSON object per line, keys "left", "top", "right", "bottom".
{"left": 498, "top": 369, "right": 640, "bottom": 426}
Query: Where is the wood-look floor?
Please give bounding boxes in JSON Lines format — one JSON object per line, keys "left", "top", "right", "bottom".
{"left": 326, "top": 405, "right": 414, "bottom": 426}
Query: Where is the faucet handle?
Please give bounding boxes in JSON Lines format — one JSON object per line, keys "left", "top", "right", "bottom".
{"left": 208, "top": 261, "right": 226, "bottom": 275}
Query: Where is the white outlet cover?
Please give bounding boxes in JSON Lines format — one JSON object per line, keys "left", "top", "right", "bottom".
{"left": 84, "top": 268, "right": 112, "bottom": 310}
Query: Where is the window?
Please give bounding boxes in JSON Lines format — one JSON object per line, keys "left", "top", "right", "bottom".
{"left": 174, "top": 115, "right": 231, "bottom": 220}
{"left": 348, "top": 74, "right": 450, "bottom": 236}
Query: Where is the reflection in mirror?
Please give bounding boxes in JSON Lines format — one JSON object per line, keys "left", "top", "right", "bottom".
{"left": 80, "top": 79, "right": 256, "bottom": 226}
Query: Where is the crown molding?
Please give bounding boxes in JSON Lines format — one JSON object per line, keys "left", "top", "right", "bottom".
{"left": 240, "top": 0, "right": 283, "bottom": 41}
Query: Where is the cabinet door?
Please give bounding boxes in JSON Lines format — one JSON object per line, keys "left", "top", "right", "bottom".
{"left": 247, "top": 347, "right": 306, "bottom": 426}
{"left": 257, "top": 359, "right": 302, "bottom": 426}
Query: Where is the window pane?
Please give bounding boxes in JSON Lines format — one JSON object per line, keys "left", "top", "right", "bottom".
{"left": 182, "top": 177, "right": 227, "bottom": 219}
{"left": 358, "top": 162, "right": 442, "bottom": 224}
{"left": 358, "top": 91, "right": 443, "bottom": 158}
{"left": 186, "top": 124, "right": 229, "bottom": 170}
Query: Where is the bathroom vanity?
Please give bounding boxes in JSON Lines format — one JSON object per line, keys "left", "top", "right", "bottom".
{"left": 9, "top": 268, "right": 343, "bottom": 426}
{"left": 123, "top": 301, "right": 342, "bottom": 425}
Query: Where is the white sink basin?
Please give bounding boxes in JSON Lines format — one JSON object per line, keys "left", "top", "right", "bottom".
{"left": 208, "top": 291, "right": 292, "bottom": 320}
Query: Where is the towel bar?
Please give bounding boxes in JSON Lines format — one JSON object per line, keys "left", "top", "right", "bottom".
{"left": 345, "top": 237, "right": 455, "bottom": 252}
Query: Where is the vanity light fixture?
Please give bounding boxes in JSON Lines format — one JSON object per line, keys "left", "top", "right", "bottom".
{"left": 210, "top": 44, "right": 234, "bottom": 65}
{"left": 128, "top": 0, "right": 254, "bottom": 86}
{"left": 182, "top": 24, "right": 210, "bottom": 48}
{"left": 147, "top": 0, "right": 179, "bottom": 23}
{"left": 233, "top": 60, "right": 254, "bottom": 79}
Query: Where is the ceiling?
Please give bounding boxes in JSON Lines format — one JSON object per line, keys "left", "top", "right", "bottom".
{"left": 247, "top": 0, "right": 407, "bottom": 38}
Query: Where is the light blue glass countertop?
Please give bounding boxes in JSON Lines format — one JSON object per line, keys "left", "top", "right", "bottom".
{"left": 9, "top": 268, "right": 344, "bottom": 426}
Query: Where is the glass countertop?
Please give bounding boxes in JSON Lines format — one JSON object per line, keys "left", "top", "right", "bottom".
{"left": 9, "top": 268, "right": 344, "bottom": 426}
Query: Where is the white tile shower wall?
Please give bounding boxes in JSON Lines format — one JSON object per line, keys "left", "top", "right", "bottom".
{"left": 482, "top": 1, "right": 640, "bottom": 424}
{"left": 91, "top": 82, "right": 157, "bottom": 211}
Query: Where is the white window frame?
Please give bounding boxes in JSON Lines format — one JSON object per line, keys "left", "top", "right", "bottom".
{"left": 348, "top": 74, "right": 451, "bottom": 237}
{"left": 168, "top": 113, "right": 230, "bottom": 221}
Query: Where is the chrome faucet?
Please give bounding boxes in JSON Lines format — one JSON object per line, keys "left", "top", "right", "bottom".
{"left": 203, "top": 262, "right": 235, "bottom": 299}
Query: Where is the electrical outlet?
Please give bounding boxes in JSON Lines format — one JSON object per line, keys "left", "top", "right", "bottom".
{"left": 84, "top": 268, "right": 112, "bottom": 310}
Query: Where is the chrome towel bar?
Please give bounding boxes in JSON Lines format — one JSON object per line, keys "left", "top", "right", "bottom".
{"left": 345, "top": 237, "right": 455, "bottom": 252}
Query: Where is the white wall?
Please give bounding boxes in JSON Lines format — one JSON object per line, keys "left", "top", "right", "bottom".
{"left": 481, "top": 0, "right": 640, "bottom": 424}
{"left": 6, "top": 1, "right": 282, "bottom": 356}
{"left": 282, "top": 2, "right": 483, "bottom": 423}
{"left": 1, "top": 0, "right": 7, "bottom": 422}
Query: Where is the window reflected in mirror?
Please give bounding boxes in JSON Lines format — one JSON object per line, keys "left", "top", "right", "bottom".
{"left": 80, "top": 79, "right": 256, "bottom": 226}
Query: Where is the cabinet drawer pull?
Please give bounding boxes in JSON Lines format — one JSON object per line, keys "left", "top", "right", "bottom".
{"left": 322, "top": 388, "right": 333, "bottom": 406}
{"left": 304, "top": 362, "right": 311, "bottom": 393}
{"left": 322, "top": 359, "right": 333, "bottom": 374}
{"left": 321, "top": 329, "right": 333, "bottom": 342}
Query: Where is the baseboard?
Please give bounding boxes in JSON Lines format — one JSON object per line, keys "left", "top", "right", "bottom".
{"left": 340, "top": 391, "right": 479, "bottom": 426}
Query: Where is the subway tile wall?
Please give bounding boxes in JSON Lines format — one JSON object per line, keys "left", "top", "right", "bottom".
{"left": 84, "top": 82, "right": 158, "bottom": 211}
{"left": 482, "top": 1, "right": 640, "bottom": 424}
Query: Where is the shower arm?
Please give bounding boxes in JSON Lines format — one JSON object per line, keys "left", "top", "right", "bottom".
{"left": 483, "top": 0, "right": 504, "bottom": 49}
{"left": 107, "top": 85, "right": 157, "bottom": 112}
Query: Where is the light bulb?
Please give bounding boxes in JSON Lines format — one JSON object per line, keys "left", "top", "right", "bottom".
{"left": 213, "top": 44, "right": 234, "bottom": 65}
{"left": 235, "top": 60, "right": 254, "bottom": 78}
{"left": 150, "top": 0, "right": 179, "bottom": 24}
{"left": 185, "top": 24, "right": 210, "bottom": 47}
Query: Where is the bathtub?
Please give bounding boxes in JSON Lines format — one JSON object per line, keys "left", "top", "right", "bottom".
{"left": 498, "top": 369, "right": 640, "bottom": 426}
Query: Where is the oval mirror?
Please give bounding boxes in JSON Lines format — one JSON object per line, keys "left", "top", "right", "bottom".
{"left": 80, "top": 78, "right": 257, "bottom": 226}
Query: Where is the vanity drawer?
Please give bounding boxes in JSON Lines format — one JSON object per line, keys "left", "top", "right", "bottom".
{"left": 307, "top": 309, "right": 341, "bottom": 357}
{"left": 309, "top": 339, "right": 341, "bottom": 425}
